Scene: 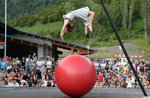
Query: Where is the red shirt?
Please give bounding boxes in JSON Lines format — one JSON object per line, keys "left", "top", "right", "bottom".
{"left": 98, "top": 74, "right": 104, "bottom": 82}
{"left": 135, "top": 63, "right": 139, "bottom": 69}
{"left": 4, "top": 59, "right": 8, "bottom": 63}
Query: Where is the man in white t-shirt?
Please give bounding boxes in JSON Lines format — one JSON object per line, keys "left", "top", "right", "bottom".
{"left": 26, "top": 55, "right": 32, "bottom": 62}
{"left": 36, "top": 58, "right": 45, "bottom": 73}
{"left": 36, "top": 58, "right": 43, "bottom": 67}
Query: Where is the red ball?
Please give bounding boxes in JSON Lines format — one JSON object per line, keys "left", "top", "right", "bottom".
{"left": 55, "top": 55, "right": 96, "bottom": 97}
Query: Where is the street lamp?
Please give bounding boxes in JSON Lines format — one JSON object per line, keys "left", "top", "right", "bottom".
{"left": 4, "top": 0, "right": 7, "bottom": 59}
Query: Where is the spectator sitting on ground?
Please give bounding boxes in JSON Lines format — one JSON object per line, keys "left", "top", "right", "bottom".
{"left": 6, "top": 79, "right": 19, "bottom": 87}
{"left": 97, "top": 71, "right": 104, "bottom": 87}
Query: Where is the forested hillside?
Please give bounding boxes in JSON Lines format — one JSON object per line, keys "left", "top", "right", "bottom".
{"left": 1, "top": 0, "right": 150, "bottom": 46}
{"left": 0, "top": 0, "right": 67, "bottom": 20}
{"left": 8, "top": 0, "right": 150, "bottom": 41}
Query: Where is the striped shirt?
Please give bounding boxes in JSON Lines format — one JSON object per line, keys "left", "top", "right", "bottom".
{"left": 63, "top": 6, "right": 90, "bottom": 26}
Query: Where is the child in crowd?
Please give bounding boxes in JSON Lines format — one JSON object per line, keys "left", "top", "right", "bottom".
{"left": 97, "top": 71, "right": 104, "bottom": 87}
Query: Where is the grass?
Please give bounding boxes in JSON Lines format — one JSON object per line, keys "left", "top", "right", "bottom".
{"left": 16, "top": 21, "right": 63, "bottom": 34}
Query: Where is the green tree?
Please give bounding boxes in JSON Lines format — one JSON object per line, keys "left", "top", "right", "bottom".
{"left": 140, "top": 0, "right": 149, "bottom": 39}
{"left": 128, "top": 0, "right": 136, "bottom": 39}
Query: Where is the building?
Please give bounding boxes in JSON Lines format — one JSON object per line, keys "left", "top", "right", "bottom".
{"left": 0, "top": 22, "right": 97, "bottom": 60}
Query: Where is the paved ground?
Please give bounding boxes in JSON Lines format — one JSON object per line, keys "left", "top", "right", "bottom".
{"left": 0, "top": 87, "right": 150, "bottom": 98}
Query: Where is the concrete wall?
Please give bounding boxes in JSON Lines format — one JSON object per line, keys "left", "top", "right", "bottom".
{"left": 38, "top": 46, "right": 44, "bottom": 58}
{"left": 38, "top": 46, "right": 52, "bottom": 58}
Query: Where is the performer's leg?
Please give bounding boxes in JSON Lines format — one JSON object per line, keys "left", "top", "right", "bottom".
{"left": 88, "top": 11, "right": 95, "bottom": 32}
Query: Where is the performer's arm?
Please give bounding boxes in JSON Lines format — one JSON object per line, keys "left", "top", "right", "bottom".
{"left": 60, "top": 18, "right": 70, "bottom": 41}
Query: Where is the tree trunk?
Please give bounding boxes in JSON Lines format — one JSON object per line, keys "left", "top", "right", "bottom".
{"left": 144, "top": 0, "right": 148, "bottom": 39}
{"left": 122, "top": 0, "right": 128, "bottom": 32}
{"left": 128, "top": 0, "right": 135, "bottom": 39}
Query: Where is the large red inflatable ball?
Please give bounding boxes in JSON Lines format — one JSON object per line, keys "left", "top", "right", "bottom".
{"left": 55, "top": 55, "right": 96, "bottom": 97}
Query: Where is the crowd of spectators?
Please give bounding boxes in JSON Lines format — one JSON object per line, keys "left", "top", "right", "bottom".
{"left": 0, "top": 53, "right": 61, "bottom": 87}
{"left": 0, "top": 53, "right": 150, "bottom": 88}
{"left": 94, "top": 58, "right": 150, "bottom": 88}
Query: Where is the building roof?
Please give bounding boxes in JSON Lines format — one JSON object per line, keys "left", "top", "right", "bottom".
{"left": 0, "top": 22, "right": 97, "bottom": 54}
{"left": 0, "top": 33, "right": 44, "bottom": 45}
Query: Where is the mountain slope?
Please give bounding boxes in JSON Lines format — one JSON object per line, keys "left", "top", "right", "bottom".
{"left": 0, "top": 0, "right": 67, "bottom": 20}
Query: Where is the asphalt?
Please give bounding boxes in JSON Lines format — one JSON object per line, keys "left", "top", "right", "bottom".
{"left": 0, "top": 87, "right": 150, "bottom": 98}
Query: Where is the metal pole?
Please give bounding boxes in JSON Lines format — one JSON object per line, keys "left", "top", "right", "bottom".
{"left": 4, "top": 0, "right": 7, "bottom": 59}
{"left": 88, "top": 49, "right": 89, "bottom": 58}
{"left": 87, "top": 45, "right": 90, "bottom": 58}
{"left": 100, "top": 0, "right": 147, "bottom": 96}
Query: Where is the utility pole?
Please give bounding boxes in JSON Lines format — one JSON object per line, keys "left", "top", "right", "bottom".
{"left": 4, "top": 0, "right": 7, "bottom": 59}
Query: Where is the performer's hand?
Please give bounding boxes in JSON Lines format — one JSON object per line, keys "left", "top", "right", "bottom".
{"left": 60, "top": 34, "right": 64, "bottom": 41}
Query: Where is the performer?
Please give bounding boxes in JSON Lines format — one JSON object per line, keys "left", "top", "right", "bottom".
{"left": 60, "top": 6, "right": 95, "bottom": 41}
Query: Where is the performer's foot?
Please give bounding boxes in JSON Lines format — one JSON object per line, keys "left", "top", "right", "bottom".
{"left": 88, "top": 25, "right": 93, "bottom": 32}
